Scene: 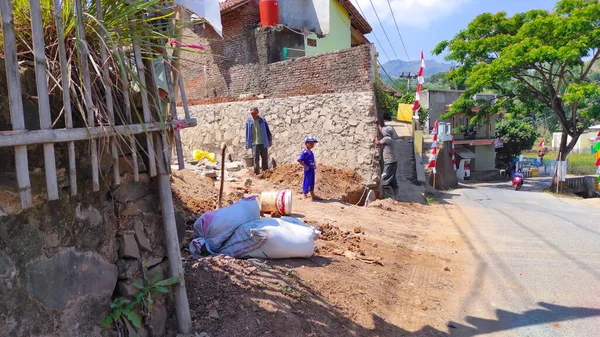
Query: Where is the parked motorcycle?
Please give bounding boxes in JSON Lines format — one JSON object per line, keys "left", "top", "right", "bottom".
{"left": 512, "top": 172, "right": 524, "bottom": 191}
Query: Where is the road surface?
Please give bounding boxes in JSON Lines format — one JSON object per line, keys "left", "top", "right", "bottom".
{"left": 441, "top": 181, "right": 600, "bottom": 336}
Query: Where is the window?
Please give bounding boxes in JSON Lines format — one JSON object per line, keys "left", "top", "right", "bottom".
{"left": 307, "top": 38, "right": 317, "bottom": 47}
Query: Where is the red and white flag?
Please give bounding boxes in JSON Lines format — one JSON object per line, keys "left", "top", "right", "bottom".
{"left": 538, "top": 139, "right": 545, "bottom": 147}
{"left": 428, "top": 120, "right": 438, "bottom": 173}
{"left": 412, "top": 50, "right": 425, "bottom": 116}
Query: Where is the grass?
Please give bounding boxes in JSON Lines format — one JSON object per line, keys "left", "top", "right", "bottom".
{"left": 522, "top": 150, "right": 597, "bottom": 175}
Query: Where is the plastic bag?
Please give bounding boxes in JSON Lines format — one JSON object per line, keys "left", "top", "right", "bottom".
{"left": 192, "top": 196, "right": 260, "bottom": 254}
{"left": 193, "top": 150, "right": 216, "bottom": 163}
{"left": 219, "top": 217, "right": 321, "bottom": 259}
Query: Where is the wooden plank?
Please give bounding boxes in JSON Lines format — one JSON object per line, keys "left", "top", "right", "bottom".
{"left": 29, "top": 0, "right": 59, "bottom": 200}
{"left": 132, "top": 37, "right": 157, "bottom": 177}
{"left": 178, "top": 75, "right": 191, "bottom": 120}
{"left": 0, "top": 119, "right": 198, "bottom": 147}
{"left": 0, "top": 0, "right": 33, "bottom": 208}
{"left": 75, "top": 0, "right": 100, "bottom": 191}
{"left": 53, "top": 0, "right": 77, "bottom": 196}
{"left": 118, "top": 45, "right": 140, "bottom": 182}
{"left": 162, "top": 54, "right": 185, "bottom": 170}
{"left": 153, "top": 132, "right": 192, "bottom": 334}
{"left": 95, "top": 0, "right": 120, "bottom": 186}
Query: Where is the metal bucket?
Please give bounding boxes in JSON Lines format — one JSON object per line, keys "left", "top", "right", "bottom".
{"left": 243, "top": 155, "right": 254, "bottom": 168}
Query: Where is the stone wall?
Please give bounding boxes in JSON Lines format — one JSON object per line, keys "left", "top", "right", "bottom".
{"left": 179, "top": 91, "right": 380, "bottom": 183}
{"left": 0, "top": 155, "right": 185, "bottom": 337}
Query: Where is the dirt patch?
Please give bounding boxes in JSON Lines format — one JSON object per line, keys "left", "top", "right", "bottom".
{"left": 263, "top": 164, "right": 365, "bottom": 204}
{"left": 171, "top": 170, "right": 218, "bottom": 217}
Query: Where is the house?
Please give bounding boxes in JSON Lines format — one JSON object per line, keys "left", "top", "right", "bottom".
{"left": 180, "top": 0, "right": 372, "bottom": 100}
{"left": 421, "top": 89, "right": 499, "bottom": 172}
{"left": 177, "top": 0, "right": 383, "bottom": 185}
{"left": 278, "top": 0, "right": 372, "bottom": 57}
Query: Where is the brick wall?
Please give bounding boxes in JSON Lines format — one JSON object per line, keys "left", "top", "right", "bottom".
{"left": 179, "top": 1, "right": 375, "bottom": 101}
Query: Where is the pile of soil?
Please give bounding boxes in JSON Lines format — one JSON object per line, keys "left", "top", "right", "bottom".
{"left": 263, "top": 164, "right": 365, "bottom": 203}
{"left": 314, "top": 222, "right": 365, "bottom": 256}
{"left": 171, "top": 170, "right": 218, "bottom": 216}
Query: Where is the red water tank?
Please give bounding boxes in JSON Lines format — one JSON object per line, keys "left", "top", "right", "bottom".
{"left": 259, "top": 0, "right": 279, "bottom": 27}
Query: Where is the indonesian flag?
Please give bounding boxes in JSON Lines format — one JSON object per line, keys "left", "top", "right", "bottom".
{"left": 412, "top": 50, "right": 425, "bottom": 116}
{"left": 538, "top": 139, "right": 545, "bottom": 147}
{"left": 428, "top": 120, "right": 438, "bottom": 173}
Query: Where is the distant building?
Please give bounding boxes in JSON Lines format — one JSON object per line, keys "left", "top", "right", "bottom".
{"left": 421, "top": 89, "right": 499, "bottom": 172}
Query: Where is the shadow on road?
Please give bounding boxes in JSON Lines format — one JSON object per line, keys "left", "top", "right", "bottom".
{"left": 369, "top": 302, "right": 600, "bottom": 336}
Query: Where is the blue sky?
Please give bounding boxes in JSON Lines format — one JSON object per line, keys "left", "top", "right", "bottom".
{"left": 350, "top": 0, "right": 558, "bottom": 66}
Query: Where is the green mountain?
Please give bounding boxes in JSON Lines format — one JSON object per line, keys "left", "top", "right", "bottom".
{"left": 381, "top": 59, "right": 454, "bottom": 80}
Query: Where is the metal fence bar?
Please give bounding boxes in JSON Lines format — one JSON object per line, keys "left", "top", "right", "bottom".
{"left": 163, "top": 55, "right": 185, "bottom": 170}
{"left": 145, "top": 55, "right": 171, "bottom": 174}
{"left": 29, "top": 0, "right": 59, "bottom": 200}
{"left": 178, "top": 76, "right": 191, "bottom": 120}
{"left": 0, "top": 119, "right": 198, "bottom": 147}
{"left": 75, "top": 0, "right": 100, "bottom": 191}
{"left": 132, "top": 37, "right": 157, "bottom": 177}
{"left": 95, "top": 0, "right": 120, "bottom": 186}
{"left": 53, "top": 0, "right": 77, "bottom": 196}
{"left": 0, "top": 0, "right": 33, "bottom": 208}
{"left": 153, "top": 131, "right": 192, "bottom": 333}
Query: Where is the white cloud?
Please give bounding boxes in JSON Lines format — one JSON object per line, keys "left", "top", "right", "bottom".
{"left": 351, "top": 0, "right": 471, "bottom": 28}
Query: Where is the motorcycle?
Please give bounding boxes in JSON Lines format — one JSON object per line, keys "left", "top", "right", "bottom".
{"left": 512, "top": 172, "right": 524, "bottom": 191}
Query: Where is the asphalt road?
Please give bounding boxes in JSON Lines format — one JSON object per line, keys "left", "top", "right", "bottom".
{"left": 443, "top": 180, "right": 600, "bottom": 336}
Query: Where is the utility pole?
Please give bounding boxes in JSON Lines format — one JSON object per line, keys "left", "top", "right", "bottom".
{"left": 398, "top": 72, "right": 418, "bottom": 93}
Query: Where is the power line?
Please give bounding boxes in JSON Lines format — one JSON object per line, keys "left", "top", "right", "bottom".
{"left": 384, "top": 0, "right": 413, "bottom": 67}
{"left": 377, "top": 60, "right": 394, "bottom": 82}
{"left": 352, "top": 0, "right": 404, "bottom": 88}
{"left": 367, "top": 0, "right": 405, "bottom": 68}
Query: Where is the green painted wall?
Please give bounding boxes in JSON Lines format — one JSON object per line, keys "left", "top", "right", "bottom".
{"left": 305, "top": 0, "right": 351, "bottom": 56}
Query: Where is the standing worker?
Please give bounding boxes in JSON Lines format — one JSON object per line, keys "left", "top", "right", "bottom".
{"left": 375, "top": 125, "right": 399, "bottom": 189}
{"left": 246, "top": 107, "right": 273, "bottom": 176}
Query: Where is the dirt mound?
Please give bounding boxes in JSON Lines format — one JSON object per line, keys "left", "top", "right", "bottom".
{"left": 263, "top": 164, "right": 365, "bottom": 203}
{"left": 314, "top": 222, "right": 365, "bottom": 256}
{"left": 171, "top": 170, "right": 217, "bottom": 219}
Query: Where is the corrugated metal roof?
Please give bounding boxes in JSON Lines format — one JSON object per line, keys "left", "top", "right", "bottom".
{"left": 220, "top": 0, "right": 249, "bottom": 13}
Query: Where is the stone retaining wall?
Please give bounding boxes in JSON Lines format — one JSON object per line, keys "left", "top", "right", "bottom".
{"left": 0, "top": 155, "right": 185, "bottom": 337}
{"left": 179, "top": 91, "right": 380, "bottom": 183}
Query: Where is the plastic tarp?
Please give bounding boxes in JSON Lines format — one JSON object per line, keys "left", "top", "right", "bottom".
{"left": 397, "top": 104, "right": 413, "bottom": 123}
{"left": 177, "top": 0, "right": 223, "bottom": 37}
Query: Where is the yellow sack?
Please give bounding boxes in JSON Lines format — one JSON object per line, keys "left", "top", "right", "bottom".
{"left": 193, "top": 150, "right": 216, "bottom": 162}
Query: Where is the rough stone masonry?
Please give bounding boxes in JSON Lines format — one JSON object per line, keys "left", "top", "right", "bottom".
{"left": 179, "top": 91, "right": 380, "bottom": 183}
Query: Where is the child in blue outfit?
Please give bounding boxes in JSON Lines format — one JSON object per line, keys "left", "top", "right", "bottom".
{"left": 297, "top": 136, "right": 322, "bottom": 201}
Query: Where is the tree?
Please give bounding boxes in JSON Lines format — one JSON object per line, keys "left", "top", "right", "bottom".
{"left": 433, "top": 0, "right": 600, "bottom": 162}
{"left": 399, "top": 92, "right": 429, "bottom": 128}
{"left": 495, "top": 119, "right": 539, "bottom": 167}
